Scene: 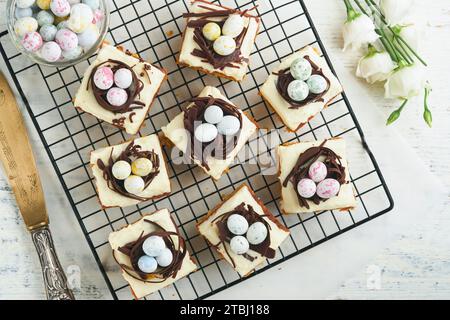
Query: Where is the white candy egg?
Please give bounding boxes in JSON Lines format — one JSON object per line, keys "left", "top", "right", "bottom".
{"left": 297, "top": 178, "right": 316, "bottom": 199}
{"left": 156, "top": 248, "right": 173, "bottom": 267}
{"left": 194, "top": 123, "right": 218, "bottom": 143}
{"left": 290, "top": 58, "right": 312, "bottom": 81}
{"left": 316, "top": 178, "right": 340, "bottom": 199}
{"left": 55, "top": 28, "right": 78, "bottom": 51}
{"left": 202, "top": 22, "right": 221, "bottom": 41}
{"left": 204, "top": 105, "right": 223, "bottom": 124}
{"left": 111, "top": 160, "right": 131, "bottom": 180}
{"left": 229, "top": 236, "right": 249, "bottom": 255}
{"left": 222, "top": 14, "right": 245, "bottom": 38}
{"left": 16, "top": 0, "right": 35, "bottom": 9}
{"left": 82, "top": 0, "right": 99, "bottom": 10}
{"left": 226, "top": 214, "right": 249, "bottom": 236}
{"left": 40, "top": 41, "right": 61, "bottom": 61}
{"left": 217, "top": 115, "right": 240, "bottom": 136}
{"left": 114, "top": 68, "right": 133, "bottom": 89}
{"left": 15, "top": 7, "right": 33, "bottom": 19}
{"left": 21, "top": 32, "right": 43, "bottom": 52}
{"left": 62, "top": 45, "right": 83, "bottom": 59}
{"left": 308, "top": 161, "right": 327, "bottom": 183}
{"left": 50, "top": 0, "right": 71, "bottom": 17}
{"left": 68, "top": 3, "right": 94, "bottom": 33}
{"left": 93, "top": 66, "right": 114, "bottom": 90}
{"left": 131, "top": 158, "right": 153, "bottom": 177}
{"left": 14, "top": 17, "right": 38, "bottom": 37}
{"left": 124, "top": 175, "right": 145, "bottom": 195}
{"left": 246, "top": 222, "right": 268, "bottom": 245}
{"left": 213, "top": 35, "right": 236, "bottom": 56}
{"left": 57, "top": 20, "right": 69, "bottom": 30}
{"left": 142, "top": 235, "right": 166, "bottom": 257}
{"left": 307, "top": 75, "right": 328, "bottom": 94}
{"left": 287, "top": 80, "right": 309, "bottom": 102}
{"left": 77, "top": 24, "right": 99, "bottom": 50}
{"left": 40, "top": 24, "right": 58, "bottom": 41}
{"left": 107, "top": 87, "right": 128, "bottom": 106}
{"left": 36, "top": 10, "right": 55, "bottom": 26}
{"left": 137, "top": 255, "right": 157, "bottom": 274}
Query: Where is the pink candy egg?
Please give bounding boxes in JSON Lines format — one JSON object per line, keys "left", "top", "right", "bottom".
{"left": 50, "top": 0, "right": 71, "bottom": 17}
{"left": 55, "top": 29, "right": 78, "bottom": 51}
{"left": 21, "top": 32, "right": 43, "bottom": 52}
{"left": 316, "top": 178, "right": 341, "bottom": 199}
{"left": 308, "top": 161, "right": 328, "bottom": 183}
{"left": 93, "top": 67, "right": 114, "bottom": 90}
{"left": 92, "top": 9, "right": 104, "bottom": 24}
{"left": 297, "top": 178, "right": 316, "bottom": 199}
{"left": 40, "top": 41, "right": 62, "bottom": 62}
{"left": 107, "top": 87, "right": 128, "bottom": 106}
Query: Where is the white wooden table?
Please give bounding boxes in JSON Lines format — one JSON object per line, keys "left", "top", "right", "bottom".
{"left": 0, "top": 0, "right": 449, "bottom": 300}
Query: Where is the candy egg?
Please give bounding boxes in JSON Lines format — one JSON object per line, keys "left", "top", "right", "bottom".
{"left": 213, "top": 35, "right": 236, "bottom": 56}
{"left": 202, "top": 22, "right": 221, "bottom": 41}
{"left": 307, "top": 75, "right": 328, "bottom": 94}
{"left": 316, "top": 178, "right": 340, "bottom": 199}
{"left": 229, "top": 236, "right": 249, "bottom": 255}
{"left": 194, "top": 123, "right": 218, "bottom": 143}
{"left": 204, "top": 105, "right": 223, "bottom": 125}
{"left": 114, "top": 68, "right": 133, "bottom": 89}
{"left": 222, "top": 14, "right": 245, "bottom": 38}
{"left": 36, "top": 10, "right": 55, "bottom": 26}
{"left": 290, "top": 58, "right": 312, "bottom": 81}
{"left": 53, "top": 14, "right": 69, "bottom": 25}
{"left": 50, "top": 0, "right": 71, "bottom": 17}
{"left": 308, "top": 161, "right": 327, "bottom": 183}
{"left": 92, "top": 8, "right": 104, "bottom": 24}
{"left": 246, "top": 222, "right": 268, "bottom": 245}
{"left": 16, "top": 0, "right": 35, "bottom": 9}
{"left": 56, "top": 20, "right": 69, "bottom": 30}
{"left": 142, "top": 235, "right": 166, "bottom": 257}
{"left": 287, "top": 80, "right": 309, "bottom": 102}
{"left": 131, "top": 158, "right": 153, "bottom": 177}
{"left": 93, "top": 66, "right": 114, "bottom": 90}
{"left": 21, "top": 32, "right": 43, "bottom": 52}
{"left": 40, "top": 41, "right": 61, "bottom": 61}
{"left": 297, "top": 178, "right": 316, "bottom": 199}
{"left": 82, "top": 0, "right": 100, "bottom": 10}
{"left": 68, "top": 0, "right": 81, "bottom": 4}
{"left": 76, "top": 24, "right": 99, "bottom": 50}
{"left": 37, "top": 0, "right": 51, "bottom": 10}
{"left": 55, "top": 28, "right": 78, "bottom": 51}
{"left": 111, "top": 160, "right": 131, "bottom": 180}
{"left": 227, "top": 214, "right": 249, "bottom": 236}
{"left": 137, "top": 255, "right": 157, "bottom": 274}
{"left": 107, "top": 87, "right": 128, "bottom": 107}
{"left": 217, "top": 115, "right": 240, "bottom": 136}
{"left": 14, "top": 17, "right": 38, "bottom": 37}
{"left": 68, "top": 3, "right": 94, "bottom": 33}
{"left": 15, "top": 7, "right": 33, "bottom": 19}
{"left": 124, "top": 175, "right": 145, "bottom": 195}
{"left": 156, "top": 248, "right": 173, "bottom": 267}
{"left": 39, "top": 23, "right": 57, "bottom": 41}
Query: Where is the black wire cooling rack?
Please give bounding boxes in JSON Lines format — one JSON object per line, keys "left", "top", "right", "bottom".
{"left": 0, "top": 0, "right": 394, "bottom": 300}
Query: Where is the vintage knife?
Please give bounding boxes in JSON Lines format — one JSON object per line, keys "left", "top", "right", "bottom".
{"left": 0, "top": 71, "right": 74, "bottom": 300}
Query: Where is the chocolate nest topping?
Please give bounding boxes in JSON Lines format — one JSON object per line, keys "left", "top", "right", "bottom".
{"left": 183, "top": 95, "right": 242, "bottom": 170}
{"left": 113, "top": 219, "right": 187, "bottom": 283}
{"left": 97, "top": 141, "right": 160, "bottom": 201}
{"left": 211, "top": 202, "right": 274, "bottom": 267}
{"left": 88, "top": 59, "right": 146, "bottom": 114}
{"left": 283, "top": 141, "right": 347, "bottom": 209}
{"left": 275, "top": 56, "right": 331, "bottom": 109}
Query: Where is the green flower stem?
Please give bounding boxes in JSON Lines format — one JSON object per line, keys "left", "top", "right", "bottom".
{"left": 423, "top": 87, "right": 433, "bottom": 128}
{"left": 343, "top": 0, "right": 360, "bottom": 21}
{"left": 353, "top": 0, "right": 369, "bottom": 16}
{"left": 386, "top": 99, "right": 408, "bottom": 126}
{"left": 392, "top": 37, "right": 414, "bottom": 65}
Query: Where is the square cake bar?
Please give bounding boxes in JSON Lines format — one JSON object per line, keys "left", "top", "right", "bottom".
{"left": 74, "top": 44, "right": 166, "bottom": 135}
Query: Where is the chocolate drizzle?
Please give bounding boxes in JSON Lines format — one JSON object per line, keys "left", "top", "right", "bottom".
{"left": 275, "top": 56, "right": 331, "bottom": 109}
{"left": 97, "top": 141, "right": 160, "bottom": 201}
{"left": 282, "top": 141, "right": 347, "bottom": 209}
{"left": 113, "top": 219, "right": 187, "bottom": 283}
{"left": 183, "top": 95, "right": 242, "bottom": 170}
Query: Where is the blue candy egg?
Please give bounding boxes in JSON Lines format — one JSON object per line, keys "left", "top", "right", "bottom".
{"left": 82, "top": 0, "right": 100, "bottom": 10}
{"left": 15, "top": 7, "right": 33, "bottom": 19}
{"left": 307, "top": 75, "right": 328, "bottom": 94}
{"left": 36, "top": 10, "right": 54, "bottom": 26}
{"left": 290, "top": 58, "right": 312, "bottom": 81}
{"left": 142, "top": 235, "right": 166, "bottom": 257}
{"left": 137, "top": 255, "right": 157, "bottom": 274}
{"left": 39, "top": 23, "right": 57, "bottom": 41}
{"left": 287, "top": 80, "right": 309, "bottom": 102}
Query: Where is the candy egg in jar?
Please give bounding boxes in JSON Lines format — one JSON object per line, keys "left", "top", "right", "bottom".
{"left": 68, "top": 3, "right": 94, "bottom": 33}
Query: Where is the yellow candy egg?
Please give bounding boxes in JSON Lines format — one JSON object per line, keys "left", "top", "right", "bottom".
{"left": 131, "top": 158, "right": 153, "bottom": 177}
{"left": 37, "top": 0, "right": 51, "bottom": 10}
{"left": 202, "top": 22, "right": 221, "bottom": 42}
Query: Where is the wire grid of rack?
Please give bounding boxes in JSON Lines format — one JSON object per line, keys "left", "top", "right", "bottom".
{"left": 0, "top": 0, "right": 393, "bottom": 300}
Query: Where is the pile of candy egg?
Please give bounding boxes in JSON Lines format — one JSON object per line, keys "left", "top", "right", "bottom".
{"left": 13, "top": 0, "right": 105, "bottom": 62}
{"left": 297, "top": 161, "right": 341, "bottom": 200}
{"left": 194, "top": 105, "right": 241, "bottom": 143}
{"left": 137, "top": 235, "right": 173, "bottom": 273}
{"left": 111, "top": 157, "right": 153, "bottom": 195}
{"left": 287, "top": 57, "right": 328, "bottom": 102}
{"left": 226, "top": 214, "right": 268, "bottom": 255}
{"left": 93, "top": 66, "right": 133, "bottom": 106}
{"left": 202, "top": 14, "right": 245, "bottom": 56}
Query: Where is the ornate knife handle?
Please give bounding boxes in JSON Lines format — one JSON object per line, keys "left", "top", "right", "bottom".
{"left": 31, "top": 226, "right": 75, "bottom": 300}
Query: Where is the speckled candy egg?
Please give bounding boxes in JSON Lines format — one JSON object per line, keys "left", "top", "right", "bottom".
{"left": 36, "top": 10, "right": 55, "bottom": 26}
{"left": 137, "top": 255, "right": 157, "bottom": 273}
{"left": 297, "top": 178, "right": 316, "bottom": 199}
{"left": 68, "top": 0, "right": 81, "bottom": 4}
{"left": 107, "top": 87, "right": 128, "bottom": 107}
{"left": 217, "top": 115, "right": 240, "bottom": 136}
{"left": 287, "top": 80, "right": 309, "bottom": 102}
{"left": 21, "top": 32, "right": 43, "bottom": 52}
{"left": 316, "top": 178, "right": 340, "bottom": 199}
{"left": 131, "top": 158, "right": 153, "bottom": 177}
{"left": 156, "top": 248, "right": 173, "bottom": 267}
{"left": 56, "top": 20, "right": 69, "bottom": 30}
{"left": 246, "top": 222, "right": 268, "bottom": 245}
{"left": 111, "top": 160, "right": 131, "bottom": 180}
{"left": 142, "top": 235, "right": 166, "bottom": 257}
{"left": 194, "top": 123, "right": 218, "bottom": 143}
{"left": 222, "top": 14, "right": 245, "bottom": 38}
{"left": 15, "top": 7, "right": 33, "bottom": 19}
{"left": 55, "top": 28, "right": 78, "bottom": 51}
{"left": 40, "top": 41, "right": 61, "bottom": 61}
{"left": 202, "top": 22, "right": 221, "bottom": 42}
{"left": 213, "top": 35, "right": 236, "bottom": 56}
{"left": 308, "top": 161, "right": 327, "bottom": 183}
{"left": 92, "top": 9, "right": 104, "bottom": 24}
{"left": 68, "top": 3, "right": 94, "bottom": 33}
{"left": 230, "top": 236, "right": 249, "bottom": 255}
{"left": 37, "top": 0, "right": 51, "bottom": 10}
{"left": 114, "top": 68, "right": 133, "bottom": 89}
{"left": 290, "top": 58, "right": 312, "bottom": 81}
{"left": 124, "top": 175, "right": 145, "bottom": 195}
{"left": 204, "top": 105, "right": 223, "bottom": 125}
{"left": 62, "top": 46, "right": 83, "bottom": 60}
{"left": 307, "top": 75, "right": 328, "bottom": 94}
{"left": 39, "top": 23, "right": 57, "bottom": 41}
{"left": 16, "top": 0, "right": 35, "bottom": 8}
{"left": 227, "top": 214, "right": 249, "bottom": 236}
{"left": 14, "top": 17, "right": 38, "bottom": 37}
{"left": 77, "top": 24, "right": 98, "bottom": 50}
{"left": 50, "top": 0, "right": 71, "bottom": 17}
{"left": 93, "top": 66, "right": 114, "bottom": 90}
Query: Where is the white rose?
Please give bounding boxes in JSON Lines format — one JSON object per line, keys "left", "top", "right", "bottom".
{"left": 380, "top": 0, "right": 414, "bottom": 25}
{"left": 356, "top": 51, "right": 396, "bottom": 84}
{"left": 342, "top": 14, "right": 379, "bottom": 51}
{"left": 384, "top": 65, "right": 426, "bottom": 99}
